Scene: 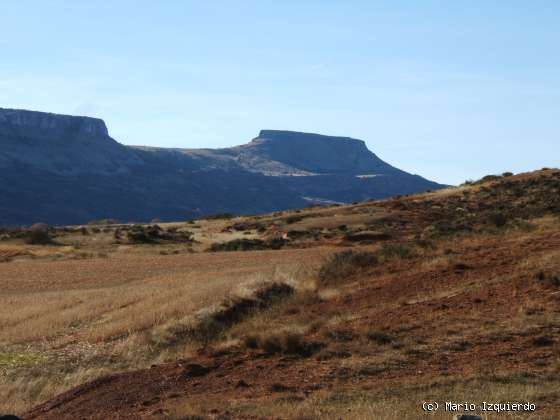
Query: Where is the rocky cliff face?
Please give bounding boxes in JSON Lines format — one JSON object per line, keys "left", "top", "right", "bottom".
{"left": 0, "top": 108, "right": 108, "bottom": 139}
{"left": 0, "top": 108, "right": 445, "bottom": 225}
{"left": 0, "top": 108, "right": 140, "bottom": 175}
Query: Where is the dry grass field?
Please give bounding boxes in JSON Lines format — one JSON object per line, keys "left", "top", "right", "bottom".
{"left": 0, "top": 243, "right": 330, "bottom": 413}
{"left": 2, "top": 169, "right": 560, "bottom": 419}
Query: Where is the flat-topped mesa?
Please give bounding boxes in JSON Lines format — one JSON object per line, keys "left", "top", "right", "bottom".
{"left": 245, "top": 129, "right": 395, "bottom": 174}
{"left": 0, "top": 108, "right": 109, "bottom": 140}
{"left": 256, "top": 129, "right": 367, "bottom": 147}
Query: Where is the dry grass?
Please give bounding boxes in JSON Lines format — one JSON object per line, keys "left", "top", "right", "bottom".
{"left": 0, "top": 244, "right": 328, "bottom": 414}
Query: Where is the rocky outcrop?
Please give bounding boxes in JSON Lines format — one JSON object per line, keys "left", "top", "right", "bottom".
{"left": 0, "top": 108, "right": 108, "bottom": 139}
{"left": 0, "top": 108, "right": 140, "bottom": 175}
{"left": 0, "top": 108, "right": 445, "bottom": 225}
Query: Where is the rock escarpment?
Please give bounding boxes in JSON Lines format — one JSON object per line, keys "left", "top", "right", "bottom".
{"left": 0, "top": 107, "right": 108, "bottom": 139}
{"left": 0, "top": 108, "right": 140, "bottom": 175}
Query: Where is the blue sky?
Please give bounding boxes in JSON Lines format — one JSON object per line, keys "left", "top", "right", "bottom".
{"left": 2, "top": 1, "right": 559, "bottom": 185}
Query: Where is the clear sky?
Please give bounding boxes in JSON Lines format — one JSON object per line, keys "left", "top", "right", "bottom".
{"left": 2, "top": 1, "right": 559, "bottom": 185}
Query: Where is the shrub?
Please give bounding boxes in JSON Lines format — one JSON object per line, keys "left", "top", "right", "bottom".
{"left": 488, "top": 212, "right": 508, "bottom": 228}
{"left": 479, "top": 174, "right": 501, "bottom": 184}
{"left": 25, "top": 223, "right": 53, "bottom": 245}
{"left": 244, "top": 335, "right": 259, "bottom": 349}
{"left": 208, "top": 238, "right": 286, "bottom": 252}
{"left": 428, "top": 220, "right": 473, "bottom": 237}
{"left": 204, "top": 213, "right": 235, "bottom": 220}
{"left": 318, "top": 251, "right": 378, "bottom": 286}
{"left": 260, "top": 334, "right": 283, "bottom": 354}
{"left": 88, "top": 218, "right": 119, "bottom": 225}
{"left": 344, "top": 231, "right": 392, "bottom": 242}
{"left": 283, "top": 333, "right": 308, "bottom": 354}
{"left": 535, "top": 271, "right": 560, "bottom": 288}
{"left": 531, "top": 336, "right": 555, "bottom": 347}
{"left": 245, "top": 331, "right": 321, "bottom": 357}
{"left": 377, "top": 243, "right": 416, "bottom": 261}
{"left": 323, "top": 328, "right": 357, "bottom": 342}
{"left": 366, "top": 330, "right": 392, "bottom": 345}
{"left": 285, "top": 215, "right": 304, "bottom": 224}
{"left": 126, "top": 225, "right": 161, "bottom": 243}
{"left": 222, "top": 221, "right": 266, "bottom": 232}
{"left": 318, "top": 245, "right": 417, "bottom": 286}
{"left": 126, "top": 225, "right": 193, "bottom": 244}
{"left": 270, "top": 383, "right": 294, "bottom": 392}
{"left": 453, "top": 262, "right": 473, "bottom": 272}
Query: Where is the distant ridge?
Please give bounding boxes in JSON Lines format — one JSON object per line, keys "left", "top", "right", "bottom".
{"left": 0, "top": 108, "right": 445, "bottom": 225}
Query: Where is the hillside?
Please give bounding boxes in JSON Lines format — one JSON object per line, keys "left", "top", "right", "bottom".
{"left": 1, "top": 169, "right": 559, "bottom": 419}
{"left": 0, "top": 108, "right": 443, "bottom": 225}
